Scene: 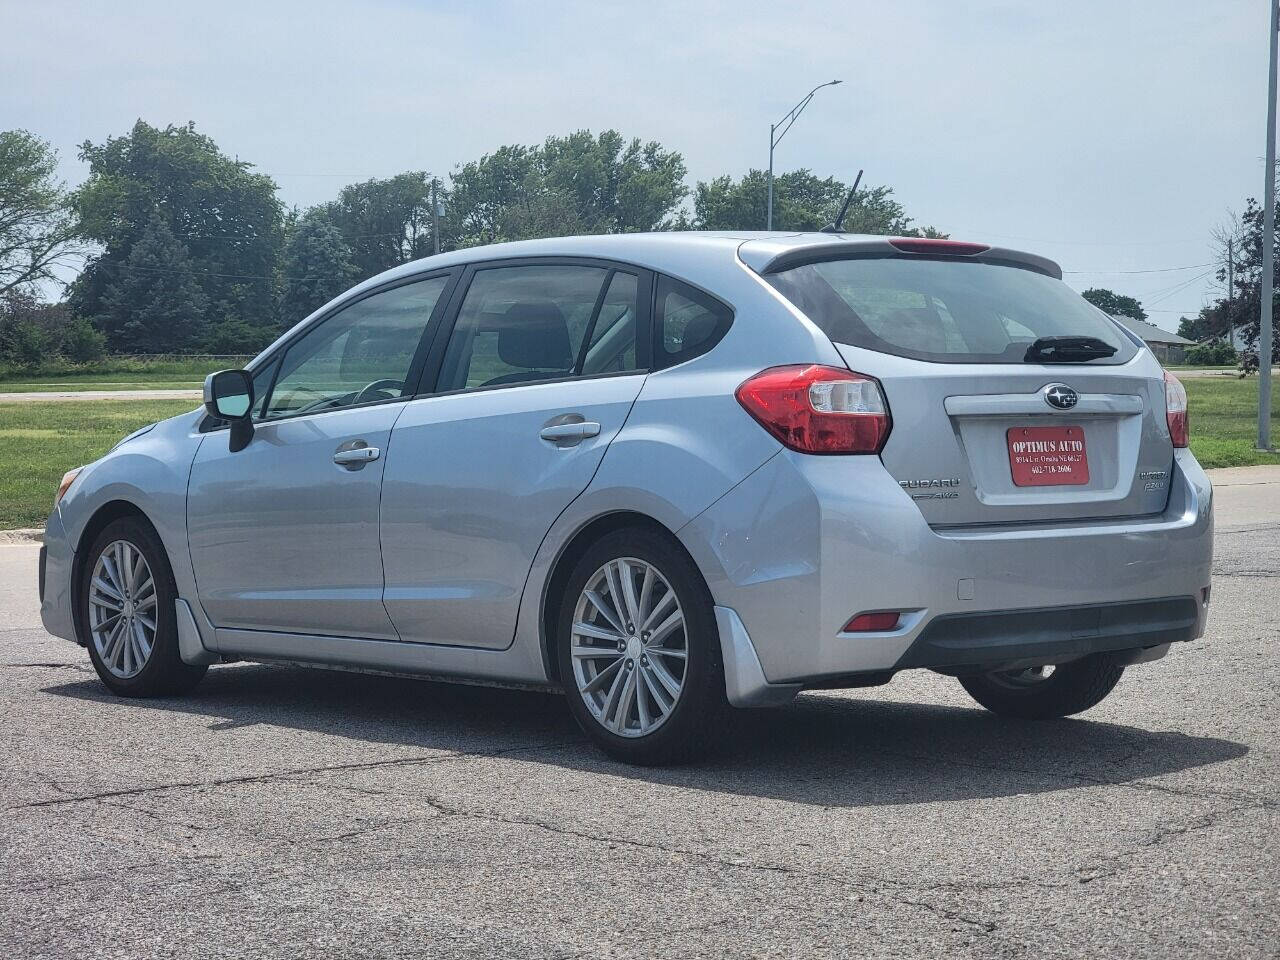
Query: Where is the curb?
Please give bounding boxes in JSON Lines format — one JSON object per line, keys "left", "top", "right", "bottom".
{"left": 0, "top": 528, "right": 44, "bottom": 544}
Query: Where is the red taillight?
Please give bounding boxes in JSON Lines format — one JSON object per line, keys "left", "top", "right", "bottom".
{"left": 735, "top": 365, "right": 891, "bottom": 454}
{"left": 843, "top": 612, "right": 900, "bottom": 632}
{"left": 1163, "top": 370, "right": 1188, "bottom": 447}
{"left": 888, "top": 237, "right": 990, "bottom": 256}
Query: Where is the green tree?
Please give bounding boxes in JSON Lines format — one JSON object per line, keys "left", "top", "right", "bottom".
{"left": 0, "top": 130, "right": 81, "bottom": 296}
{"left": 448, "top": 131, "right": 688, "bottom": 246}
{"left": 0, "top": 289, "right": 104, "bottom": 365}
{"left": 693, "top": 168, "right": 937, "bottom": 235}
{"left": 0, "top": 291, "right": 52, "bottom": 367}
{"left": 538, "top": 130, "right": 687, "bottom": 233}
{"left": 71, "top": 121, "right": 282, "bottom": 350}
{"left": 317, "top": 172, "right": 440, "bottom": 280}
{"left": 281, "top": 212, "right": 360, "bottom": 322}
{"left": 1080, "top": 288, "right": 1148, "bottom": 321}
{"left": 448, "top": 144, "right": 540, "bottom": 247}
{"left": 1208, "top": 194, "right": 1279, "bottom": 355}
{"left": 94, "top": 213, "right": 206, "bottom": 352}
{"left": 1177, "top": 312, "right": 1216, "bottom": 343}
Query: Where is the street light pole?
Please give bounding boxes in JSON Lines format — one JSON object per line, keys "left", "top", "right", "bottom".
{"left": 767, "top": 123, "right": 775, "bottom": 231}
{"left": 1261, "top": 0, "right": 1278, "bottom": 450}
{"left": 767, "top": 80, "right": 842, "bottom": 230}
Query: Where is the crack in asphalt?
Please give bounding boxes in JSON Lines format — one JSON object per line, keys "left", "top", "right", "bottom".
{"left": 5, "top": 737, "right": 1265, "bottom": 939}
{"left": 1071, "top": 801, "right": 1264, "bottom": 884}
{"left": 335, "top": 789, "right": 1003, "bottom": 933}
{"left": 1213, "top": 523, "right": 1280, "bottom": 537}
{"left": 3, "top": 859, "right": 186, "bottom": 896}
{"left": 5, "top": 739, "right": 579, "bottom": 812}
{"left": 861, "top": 743, "right": 1275, "bottom": 810}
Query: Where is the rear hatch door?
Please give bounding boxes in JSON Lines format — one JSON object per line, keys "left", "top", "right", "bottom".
{"left": 834, "top": 347, "right": 1173, "bottom": 525}
{"left": 758, "top": 240, "right": 1175, "bottom": 526}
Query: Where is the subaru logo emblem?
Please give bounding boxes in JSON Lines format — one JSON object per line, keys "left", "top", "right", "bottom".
{"left": 1044, "top": 384, "right": 1079, "bottom": 409}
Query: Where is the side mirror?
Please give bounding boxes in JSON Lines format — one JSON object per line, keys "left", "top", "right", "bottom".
{"left": 203, "top": 369, "right": 255, "bottom": 452}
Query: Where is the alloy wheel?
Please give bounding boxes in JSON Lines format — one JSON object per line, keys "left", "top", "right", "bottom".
{"left": 88, "top": 539, "right": 158, "bottom": 679}
{"left": 570, "top": 557, "right": 687, "bottom": 738}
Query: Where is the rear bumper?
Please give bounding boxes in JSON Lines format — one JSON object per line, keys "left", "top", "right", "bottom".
{"left": 683, "top": 447, "right": 1212, "bottom": 692}
{"left": 894, "top": 596, "right": 1200, "bottom": 674}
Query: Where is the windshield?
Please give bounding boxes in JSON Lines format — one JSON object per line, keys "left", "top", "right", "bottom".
{"left": 767, "top": 256, "right": 1136, "bottom": 365}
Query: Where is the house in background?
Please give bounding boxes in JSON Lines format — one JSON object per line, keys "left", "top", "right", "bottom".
{"left": 1110, "top": 315, "right": 1195, "bottom": 364}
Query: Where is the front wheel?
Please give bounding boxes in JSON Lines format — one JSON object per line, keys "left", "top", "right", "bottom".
{"left": 958, "top": 654, "right": 1125, "bottom": 719}
{"left": 78, "top": 517, "right": 207, "bottom": 697}
{"left": 557, "top": 528, "right": 726, "bottom": 765}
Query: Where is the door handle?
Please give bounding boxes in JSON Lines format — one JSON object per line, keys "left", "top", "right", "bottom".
{"left": 333, "top": 446, "right": 380, "bottom": 465}
{"left": 539, "top": 421, "right": 601, "bottom": 444}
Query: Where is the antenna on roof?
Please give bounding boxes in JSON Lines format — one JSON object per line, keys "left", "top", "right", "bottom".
{"left": 821, "top": 169, "right": 863, "bottom": 233}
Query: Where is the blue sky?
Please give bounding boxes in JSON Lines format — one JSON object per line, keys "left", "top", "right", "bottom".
{"left": 2, "top": 0, "right": 1269, "bottom": 330}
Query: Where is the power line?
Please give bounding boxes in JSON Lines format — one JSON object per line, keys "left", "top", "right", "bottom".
{"left": 1145, "top": 271, "right": 1213, "bottom": 308}
{"left": 1062, "top": 261, "right": 1215, "bottom": 275}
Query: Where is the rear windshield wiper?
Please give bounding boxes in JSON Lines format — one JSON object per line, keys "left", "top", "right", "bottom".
{"left": 1023, "top": 336, "right": 1117, "bottom": 364}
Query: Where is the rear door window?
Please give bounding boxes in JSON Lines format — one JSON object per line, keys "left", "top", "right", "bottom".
{"left": 436, "top": 263, "right": 643, "bottom": 392}
{"left": 767, "top": 257, "right": 1135, "bottom": 364}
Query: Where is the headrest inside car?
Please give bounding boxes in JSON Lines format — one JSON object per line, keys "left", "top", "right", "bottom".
{"left": 496, "top": 301, "right": 573, "bottom": 369}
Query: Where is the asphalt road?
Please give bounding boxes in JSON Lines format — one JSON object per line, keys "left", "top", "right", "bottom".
{"left": 2, "top": 470, "right": 1277, "bottom": 959}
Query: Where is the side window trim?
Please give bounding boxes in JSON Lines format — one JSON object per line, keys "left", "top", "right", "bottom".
{"left": 573, "top": 268, "right": 617, "bottom": 376}
{"left": 252, "top": 357, "right": 282, "bottom": 421}
{"left": 414, "top": 256, "right": 655, "bottom": 397}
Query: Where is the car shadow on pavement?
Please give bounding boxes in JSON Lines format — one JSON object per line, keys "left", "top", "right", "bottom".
{"left": 43, "top": 661, "right": 1248, "bottom": 808}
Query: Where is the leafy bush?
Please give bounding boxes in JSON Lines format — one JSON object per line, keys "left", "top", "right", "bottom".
{"left": 60, "top": 317, "right": 107, "bottom": 363}
{"left": 1184, "top": 342, "right": 1238, "bottom": 366}
{"left": 3, "top": 318, "right": 49, "bottom": 369}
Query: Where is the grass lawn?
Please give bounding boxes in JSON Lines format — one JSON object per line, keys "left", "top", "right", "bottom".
{"left": 1183, "top": 377, "right": 1280, "bottom": 469}
{"left": 0, "top": 357, "right": 245, "bottom": 393}
{"left": 0, "top": 376, "right": 204, "bottom": 392}
{"left": 0, "top": 377, "right": 1275, "bottom": 529}
{"left": 0, "top": 399, "right": 197, "bottom": 529}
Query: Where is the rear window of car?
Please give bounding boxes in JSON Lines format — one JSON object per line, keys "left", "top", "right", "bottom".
{"left": 766, "top": 256, "right": 1136, "bottom": 364}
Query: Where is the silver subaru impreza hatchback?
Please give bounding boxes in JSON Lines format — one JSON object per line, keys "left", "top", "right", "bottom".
{"left": 39, "top": 232, "right": 1213, "bottom": 764}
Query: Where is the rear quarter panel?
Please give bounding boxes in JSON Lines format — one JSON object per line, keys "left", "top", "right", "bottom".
{"left": 508, "top": 254, "right": 841, "bottom": 679}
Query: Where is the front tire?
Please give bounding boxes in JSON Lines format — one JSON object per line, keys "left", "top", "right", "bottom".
{"left": 958, "top": 654, "right": 1124, "bottom": 719}
{"left": 557, "top": 528, "right": 726, "bottom": 765}
{"left": 78, "top": 516, "right": 207, "bottom": 697}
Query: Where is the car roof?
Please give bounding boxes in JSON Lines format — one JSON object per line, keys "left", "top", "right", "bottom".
{"left": 253, "top": 231, "right": 1065, "bottom": 371}
{"left": 353, "top": 231, "right": 1064, "bottom": 293}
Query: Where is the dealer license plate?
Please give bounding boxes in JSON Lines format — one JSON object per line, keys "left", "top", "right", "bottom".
{"left": 1007, "top": 425, "right": 1089, "bottom": 487}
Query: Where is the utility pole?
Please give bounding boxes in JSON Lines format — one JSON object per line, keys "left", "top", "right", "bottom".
{"left": 431, "top": 178, "right": 441, "bottom": 256}
{"left": 1228, "top": 238, "right": 1235, "bottom": 347}
{"left": 1260, "top": 0, "right": 1277, "bottom": 450}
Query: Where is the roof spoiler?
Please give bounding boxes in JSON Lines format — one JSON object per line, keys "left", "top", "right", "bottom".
{"left": 738, "top": 235, "right": 1063, "bottom": 280}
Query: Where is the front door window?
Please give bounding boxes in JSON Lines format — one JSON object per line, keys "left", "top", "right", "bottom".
{"left": 264, "top": 275, "right": 449, "bottom": 419}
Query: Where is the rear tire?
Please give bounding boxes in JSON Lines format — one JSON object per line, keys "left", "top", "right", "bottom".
{"left": 557, "top": 527, "right": 726, "bottom": 765}
{"left": 78, "top": 517, "right": 207, "bottom": 698}
{"left": 958, "top": 654, "right": 1124, "bottom": 719}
